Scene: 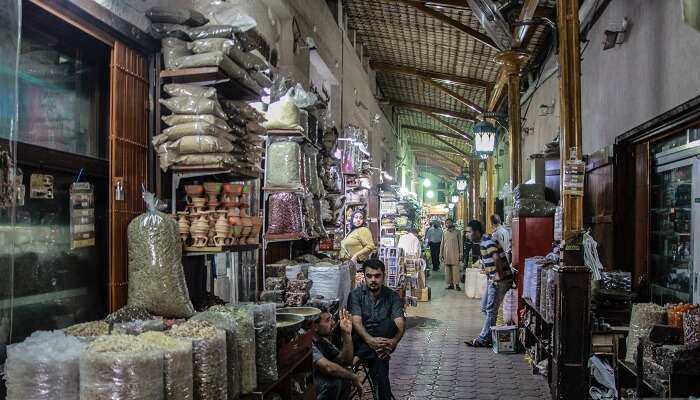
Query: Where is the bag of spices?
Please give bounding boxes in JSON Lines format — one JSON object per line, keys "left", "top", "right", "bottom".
{"left": 267, "top": 192, "right": 304, "bottom": 235}
{"left": 625, "top": 303, "right": 666, "bottom": 363}
{"left": 162, "top": 38, "right": 191, "bottom": 69}
{"left": 160, "top": 96, "right": 227, "bottom": 119}
{"left": 208, "top": 306, "right": 258, "bottom": 394}
{"left": 168, "top": 321, "right": 228, "bottom": 400}
{"left": 684, "top": 308, "right": 700, "bottom": 345}
{"left": 240, "top": 303, "right": 278, "bottom": 384}
{"left": 80, "top": 335, "right": 164, "bottom": 400}
{"left": 265, "top": 140, "right": 303, "bottom": 188}
{"left": 154, "top": 122, "right": 236, "bottom": 146}
{"left": 161, "top": 114, "right": 231, "bottom": 131}
{"left": 166, "top": 135, "right": 235, "bottom": 155}
{"left": 5, "top": 331, "right": 84, "bottom": 400}
{"left": 163, "top": 83, "right": 217, "bottom": 99}
{"left": 139, "top": 332, "right": 194, "bottom": 400}
{"left": 146, "top": 7, "right": 208, "bottom": 27}
{"left": 127, "top": 191, "right": 195, "bottom": 318}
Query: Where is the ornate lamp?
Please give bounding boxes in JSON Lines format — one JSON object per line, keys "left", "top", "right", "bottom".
{"left": 473, "top": 121, "right": 497, "bottom": 158}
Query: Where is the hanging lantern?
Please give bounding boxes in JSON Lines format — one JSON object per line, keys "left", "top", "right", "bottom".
{"left": 455, "top": 174, "right": 468, "bottom": 192}
{"left": 473, "top": 121, "right": 497, "bottom": 158}
{"left": 450, "top": 195, "right": 459, "bottom": 204}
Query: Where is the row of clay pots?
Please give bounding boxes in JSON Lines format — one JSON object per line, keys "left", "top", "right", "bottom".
{"left": 177, "top": 210, "right": 263, "bottom": 247}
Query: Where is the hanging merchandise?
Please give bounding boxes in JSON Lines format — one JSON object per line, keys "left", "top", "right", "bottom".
{"left": 69, "top": 182, "right": 95, "bottom": 249}
{"left": 583, "top": 231, "right": 603, "bottom": 280}
{"left": 624, "top": 303, "right": 666, "bottom": 363}
{"left": 563, "top": 147, "right": 585, "bottom": 196}
{"left": 0, "top": 147, "right": 22, "bottom": 208}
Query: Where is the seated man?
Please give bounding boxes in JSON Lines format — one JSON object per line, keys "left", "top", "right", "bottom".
{"left": 312, "top": 308, "right": 362, "bottom": 400}
{"left": 464, "top": 220, "right": 514, "bottom": 347}
{"left": 349, "top": 259, "right": 406, "bottom": 400}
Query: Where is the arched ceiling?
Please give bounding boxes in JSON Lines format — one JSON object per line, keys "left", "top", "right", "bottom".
{"left": 343, "top": 0, "right": 555, "bottom": 180}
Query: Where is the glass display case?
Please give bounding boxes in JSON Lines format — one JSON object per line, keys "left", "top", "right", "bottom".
{"left": 649, "top": 129, "right": 699, "bottom": 303}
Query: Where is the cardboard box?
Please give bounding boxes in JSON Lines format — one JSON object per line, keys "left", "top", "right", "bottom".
{"left": 417, "top": 287, "right": 431, "bottom": 302}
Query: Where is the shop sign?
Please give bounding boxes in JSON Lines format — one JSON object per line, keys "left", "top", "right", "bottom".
{"left": 563, "top": 159, "right": 585, "bottom": 196}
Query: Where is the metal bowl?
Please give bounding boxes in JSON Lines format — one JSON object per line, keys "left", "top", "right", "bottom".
{"left": 276, "top": 313, "right": 304, "bottom": 335}
{"left": 277, "top": 307, "right": 322, "bottom": 322}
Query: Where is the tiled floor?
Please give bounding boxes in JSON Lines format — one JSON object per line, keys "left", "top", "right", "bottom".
{"left": 369, "top": 270, "right": 552, "bottom": 400}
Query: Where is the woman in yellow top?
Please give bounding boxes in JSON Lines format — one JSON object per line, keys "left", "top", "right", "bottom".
{"left": 340, "top": 210, "right": 377, "bottom": 264}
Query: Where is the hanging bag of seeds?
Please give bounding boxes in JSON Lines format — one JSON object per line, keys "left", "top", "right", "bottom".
{"left": 138, "top": 332, "right": 194, "bottom": 400}
{"left": 624, "top": 303, "right": 666, "bottom": 363}
{"left": 127, "top": 191, "right": 195, "bottom": 318}
{"left": 5, "top": 331, "right": 84, "bottom": 400}
{"left": 189, "top": 311, "right": 241, "bottom": 399}
{"left": 208, "top": 306, "right": 257, "bottom": 394}
{"left": 168, "top": 321, "right": 228, "bottom": 400}
{"left": 79, "top": 335, "right": 164, "bottom": 400}
{"left": 241, "top": 303, "right": 278, "bottom": 384}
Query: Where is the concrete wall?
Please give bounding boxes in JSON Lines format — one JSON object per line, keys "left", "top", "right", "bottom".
{"left": 521, "top": 0, "right": 700, "bottom": 180}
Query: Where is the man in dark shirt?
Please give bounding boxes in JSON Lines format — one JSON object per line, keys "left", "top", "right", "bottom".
{"left": 349, "top": 259, "right": 406, "bottom": 400}
{"left": 312, "top": 308, "right": 362, "bottom": 400}
{"left": 464, "top": 220, "right": 514, "bottom": 347}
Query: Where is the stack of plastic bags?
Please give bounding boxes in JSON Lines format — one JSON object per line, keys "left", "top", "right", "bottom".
{"left": 220, "top": 99, "right": 266, "bottom": 175}
{"left": 4, "top": 331, "right": 84, "bottom": 400}
{"left": 148, "top": 5, "right": 271, "bottom": 95}
{"left": 156, "top": 84, "right": 240, "bottom": 171}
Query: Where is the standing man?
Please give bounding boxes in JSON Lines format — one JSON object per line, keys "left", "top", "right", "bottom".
{"left": 349, "top": 259, "right": 406, "bottom": 400}
{"left": 425, "top": 220, "right": 443, "bottom": 271}
{"left": 440, "top": 218, "right": 463, "bottom": 290}
{"left": 312, "top": 308, "right": 363, "bottom": 400}
{"left": 491, "top": 214, "right": 512, "bottom": 264}
{"left": 464, "top": 220, "right": 514, "bottom": 347}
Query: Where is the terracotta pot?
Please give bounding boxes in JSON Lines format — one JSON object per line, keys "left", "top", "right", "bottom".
{"left": 203, "top": 182, "right": 222, "bottom": 195}
{"left": 176, "top": 212, "right": 190, "bottom": 243}
{"left": 215, "top": 211, "right": 229, "bottom": 236}
{"left": 229, "top": 183, "right": 244, "bottom": 196}
{"left": 228, "top": 215, "right": 241, "bottom": 226}
{"left": 184, "top": 185, "right": 204, "bottom": 197}
{"left": 190, "top": 212, "right": 209, "bottom": 247}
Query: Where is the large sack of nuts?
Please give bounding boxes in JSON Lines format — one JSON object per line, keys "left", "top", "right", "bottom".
{"left": 127, "top": 191, "right": 194, "bottom": 318}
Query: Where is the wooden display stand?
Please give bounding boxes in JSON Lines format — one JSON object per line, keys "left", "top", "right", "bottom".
{"left": 512, "top": 216, "right": 554, "bottom": 322}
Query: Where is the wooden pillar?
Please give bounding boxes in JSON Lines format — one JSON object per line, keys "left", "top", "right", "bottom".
{"left": 486, "top": 157, "right": 495, "bottom": 233}
{"left": 494, "top": 50, "right": 530, "bottom": 188}
{"left": 557, "top": 0, "right": 584, "bottom": 239}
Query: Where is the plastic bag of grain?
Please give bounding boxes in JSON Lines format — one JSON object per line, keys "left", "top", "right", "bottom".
{"left": 172, "top": 153, "right": 236, "bottom": 167}
{"left": 5, "top": 331, "right": 84, "bottom": 400}
{"left": 154, "top": 122, "right": 236, "bottom": 146}
{"left": 625, "top": 303, "right": 666, "bottom": 363}
{"left": 241, "top": 303, "right": 278, "bottom": 384}
{"left": 208, "top": 305, "right": 257, "bottom": 394}
{"left": 146, "top": 7, "right": 208, "bottom": 27}
{"left": 171, "top": 51, "right": 246, "bottom": 81}
{"left": 163, "top": 83, "right": 217, "bottom": 99}
{"left": 166, "top": 135, "right": 234, "bottom": 154}
{"left": 162, "top": 38, "right": 191, "bottom": 69}
{"left": 189, "top": 312, "right": 241, "bottom": 399}
{"left": 186, "top": 25, "right": 234, "bottom": 41}
{"left": 263, "top": 94, "right": 301, "bottom": 130}
{"left": 152, "top": 24, "right": 190, "bottom": 41}
{"left": 79, "top": 335, "right": 164, "bottom": 400}
{"left": 161, "top": 114, "right": 231, "bottom": 131}
{"left": 267, "top": 192, "right": 304, "bottom": 235}
{"left": 265, "top": 139, "right": 303, "bottom": 188}
{"left": 160, "top": 96, "right": 227, "bottom": 119}
{"left": 168, "top": 321, "right": 228, "bottom": 400}
{"left": 127, "top": 191, "right": 194, "bottom": 318}
{"left": 139, "top": 332, "right": 194, "bottom": 400}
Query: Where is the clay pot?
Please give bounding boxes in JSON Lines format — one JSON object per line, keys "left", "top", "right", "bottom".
{"left": 191, "top": 197, "right": 207, "bottom": 213}
{"left": 184, "top": 185, "right": 204, "bottom": 197}
{"left": 176, "top": 212, "right": 190, "bottom": 243}
{"left": 203, "top": 182, "right": 222, "bottom": 195}
{"left": 190, "top": 212, "right": 209, "bottom": 247}
{"left": 228, "top": 183, "right": 244, "bottom": 196}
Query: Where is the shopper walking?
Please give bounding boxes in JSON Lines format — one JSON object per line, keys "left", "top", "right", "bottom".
{"left": 464, "top": 220, "right": 513, "bottom": 347}
{"left": 440, "top": 219, "right": 463, "bottom": 290}
{"left": 425, "top": 220, "right": 443, "bottom": 271}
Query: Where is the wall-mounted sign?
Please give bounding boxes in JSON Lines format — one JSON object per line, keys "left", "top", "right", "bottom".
{"left": 70, "top": 182, "right": 95, "bottom": 249}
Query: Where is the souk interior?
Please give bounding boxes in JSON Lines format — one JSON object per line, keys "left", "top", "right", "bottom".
{"left": 1, "top": 0, "right": 700, "bottom": 399}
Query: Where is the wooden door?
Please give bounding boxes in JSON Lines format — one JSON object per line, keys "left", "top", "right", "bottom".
{"left": 109, "top": 42, "right": 150, "bottom": 311}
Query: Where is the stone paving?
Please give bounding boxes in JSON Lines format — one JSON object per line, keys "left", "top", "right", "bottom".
{"left": 362, "top": 270, "right": 552, "bottom": 400}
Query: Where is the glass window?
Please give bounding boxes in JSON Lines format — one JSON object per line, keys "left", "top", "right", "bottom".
{"left": 10, "top": 5, "right": 109, "bottom": 158}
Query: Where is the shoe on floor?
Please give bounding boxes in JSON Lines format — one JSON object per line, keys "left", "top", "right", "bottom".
{"left": 455, "top": 285, "right": 461, "bottom": 291}
{"left": 464, "top": 338, "right": 489, "bottom": 347}
{"left": 445, "top": 285, "right": 454, "bottom": 290}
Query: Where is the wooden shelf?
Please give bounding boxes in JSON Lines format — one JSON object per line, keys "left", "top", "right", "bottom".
{"left": 264, "top": 233, "right": 307, "bottom": 243}
{"left": 267, "top": 128, "right": 322, "bottom": 151}
{"left": 183, "top": 244, "right": 260, "bottom": 256}
{"left": 160, "top": 67, "right": 260, "bottom": 101}
{"left": 171, "top": 166, "right": 260, "bottom": 181}
{"left": 523, "top": 297, "right": 553, "bottom": 325}
{"left": 263, "top": 186, "right": 307, "bottom": 193}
